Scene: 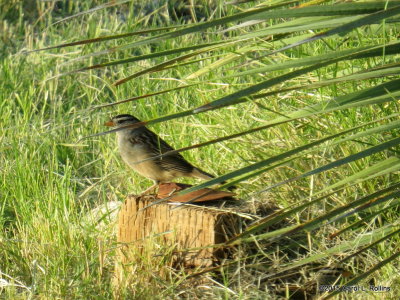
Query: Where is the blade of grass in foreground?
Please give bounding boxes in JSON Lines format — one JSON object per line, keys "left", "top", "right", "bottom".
{"left": 330, "top": 200, "right": 400, "bottom": 239}
{"left": 27, "top": 26, "right": 183, "bottom": 53}
{"left": 270, "top": 189, "right": 400, "bottom": 242}
{"left": 260, "top": 79, "right": 400, "bottom": 124}
{"left": 113, "top": 42, "right": 238, "bottom": 85}
{"left": 41, "top": 1, "right": 297, "bottom": 62}
{"left": 237, "top": 188, "right": 400, "bottom": 244}
{"left": 59, "top": 40, "right": 227, "bottom": 76}
{"left": 262, "top": 137, "right": 400, "bottom": 193}
{"left": 237, "top": 4, "right": 400, "bottom": 68}
{"left": 191, "top": 136, "right": 400, "bottom": 199}
{"left": 224, "top": 47, "right": 400, "bottom": 79}
{"left": 236, "top": 114, "right": 399, "bottom": 187}
{"left": 317, "top": 155, "right": 400, "bottom": 193}
{"left": 194, "top": 43, "right": 400, "bottom": 113}
{"left": 226, "top": 162, "right": 400, "bottom": 244}
{"left": 259, "top": 225, "right": 400, "bottom": 281}
{"left": 82, "top": 78, "right": 400, "bottom": 140}
{"left": 38, "top": 2, "right": 395, "bottom": 65}
{"left": 328, "top": 189, "right": 400, "bottom": 225}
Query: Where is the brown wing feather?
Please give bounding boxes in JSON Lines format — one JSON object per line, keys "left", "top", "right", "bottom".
{"left": 130, "top": 130, "right": 194, "bottom": 174}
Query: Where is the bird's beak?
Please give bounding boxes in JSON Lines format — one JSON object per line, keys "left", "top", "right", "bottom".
{"left": 104, "top": 120, "right": 115, "bottom": 127}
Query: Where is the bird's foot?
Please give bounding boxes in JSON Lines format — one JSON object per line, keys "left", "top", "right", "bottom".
{"left": 139, "top": 183, "right": 159, "bottom": 196}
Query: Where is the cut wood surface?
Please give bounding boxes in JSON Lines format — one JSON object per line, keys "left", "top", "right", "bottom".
{"left": 116, "top": 193, "right": 241, "bottom": 281}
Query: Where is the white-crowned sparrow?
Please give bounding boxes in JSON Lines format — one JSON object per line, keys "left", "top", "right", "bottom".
{"left": 105, "top": 114, "right": 217, "bottom": 193}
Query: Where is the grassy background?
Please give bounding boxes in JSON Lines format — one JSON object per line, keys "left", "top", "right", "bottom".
{"left": 1, "top": 0, "right": 399, "bottom": 298}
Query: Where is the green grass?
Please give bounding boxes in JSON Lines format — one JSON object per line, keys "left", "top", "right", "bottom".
{"left": 1, "top": 0, "right": 399, "bottom": 298}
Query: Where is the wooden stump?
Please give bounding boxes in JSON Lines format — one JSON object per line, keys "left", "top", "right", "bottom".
{"left": 115, "top": 192, "right": 241, "bottom": 286}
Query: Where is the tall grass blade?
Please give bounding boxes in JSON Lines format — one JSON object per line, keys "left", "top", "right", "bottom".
{"left": 262, "top": 137, "right": 400, "bottom": 193}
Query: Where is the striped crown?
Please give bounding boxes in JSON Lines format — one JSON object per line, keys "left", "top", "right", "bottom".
{"left": 112, "top": 114, "right": 141, "bottom": 126}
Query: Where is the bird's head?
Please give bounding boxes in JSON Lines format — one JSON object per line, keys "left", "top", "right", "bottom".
{"left": 104, "top": 114, "right": 142, "bottom": 128}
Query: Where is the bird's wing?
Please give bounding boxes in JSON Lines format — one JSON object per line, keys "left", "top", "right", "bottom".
{"left": 132, "top": 130, "right": 194, "bottom": 173}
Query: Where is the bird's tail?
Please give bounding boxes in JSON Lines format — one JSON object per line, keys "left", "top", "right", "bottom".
{"left": 192, "top": 168, "right": 215, "bottom": 180}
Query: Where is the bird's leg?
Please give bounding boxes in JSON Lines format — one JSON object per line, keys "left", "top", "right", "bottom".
{"left": 140, "top": 180, "right": 159, "bottom": 196}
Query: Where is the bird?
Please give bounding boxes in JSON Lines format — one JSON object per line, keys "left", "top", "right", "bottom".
{"left": 105, "top": 114, "right": 220, "bottom": 194}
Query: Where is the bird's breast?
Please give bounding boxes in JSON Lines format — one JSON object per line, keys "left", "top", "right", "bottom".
{"left": 118, "top": 137, "right": 151, "bottom": 164}
{"left": 117, "top": 134, "right": 169, "bottom": 181}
